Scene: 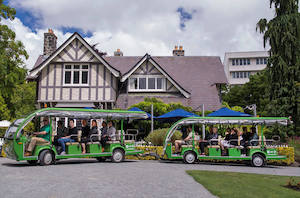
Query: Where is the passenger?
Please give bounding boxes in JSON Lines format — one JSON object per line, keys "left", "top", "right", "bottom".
{"left": 54, "top": 120, "right": 68, "bottom": 146}
{"left": 57, "top": 120, "right": 68, "bottom": 139}
{"left": 220, "top": 128, "right": 238, "bottom": 150}
{"left": 58, "top": 119, "right": 78, "bottom": 155}
{"left": 100, "top": 121, "right": 108, "bottom": 146}
{"left": 89, "top": 120, "right": 99, "bottom": 142}
{"left": 199, "top": 127, "right": 218, "bottom": 155}
{"left": 80, "top": 119, "right": 90, "bottom": 154}
{"left": 25, "top": 117, "right": 50, "bottom": 156}
{"left": 237, "top": 130, "right": 245, "bottom": 146}
{"left": 248, "top": 127, "right": 259, "bottom": 146}
{"left": 107, "top": 121, "right": 116, "bottom": 141}
{"left": 242, "top": 127, "right": 251, "bottom": 143}
{"left": 174, "top": 126, "right": 199, "bottom": 154}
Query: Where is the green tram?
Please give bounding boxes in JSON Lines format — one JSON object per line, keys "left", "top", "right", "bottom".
{"left": 3, "top": 108, "right": 148, "bottom": 165}
{"left": 162, "top": 117, "right": 290, "bottom": 167}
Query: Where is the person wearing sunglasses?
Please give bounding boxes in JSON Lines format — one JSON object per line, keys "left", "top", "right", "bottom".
{"left": 25, "top": 117, "right": 50, "bottom": 156}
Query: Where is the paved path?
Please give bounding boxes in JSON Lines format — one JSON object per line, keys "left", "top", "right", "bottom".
{"left": 0, "top": 158, "right": 299, "bottom": 198}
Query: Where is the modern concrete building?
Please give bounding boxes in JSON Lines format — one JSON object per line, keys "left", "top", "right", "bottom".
{"left": 223, "top": 51, "right": 269, "bottom": 85}
{"left": 27, "top": 30, "right": 227, "bottom": 110}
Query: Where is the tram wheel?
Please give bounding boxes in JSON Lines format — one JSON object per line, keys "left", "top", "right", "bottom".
{"left": 111, "top": 149, "right": 125, "bottom": 163}
{"left": 183, "top": 151, "right": 197, "bottom": 164}
{"left": 39, "top": 150, "right": 54, "bottom": 166}
{"left": 251, "top": 154, "right": 265, "bottom": 167}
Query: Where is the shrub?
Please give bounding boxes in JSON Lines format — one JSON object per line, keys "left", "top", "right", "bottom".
{"left": 144, "top": 128, "right": 182, "bottom": 146}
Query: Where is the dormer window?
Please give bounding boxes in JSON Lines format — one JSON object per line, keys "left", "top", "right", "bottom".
{"left": 128, "top": 75, "right": 165, "bottom": 92}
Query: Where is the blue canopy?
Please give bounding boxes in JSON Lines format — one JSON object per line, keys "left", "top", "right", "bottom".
{"left": 128, "top": 107, "right": 155, "bottom": 119}
{"left": 207, "top": 107, "right": 251, "bottom": 117}
{"left": 157, "top": 108, "right": 200, "bottom": 119}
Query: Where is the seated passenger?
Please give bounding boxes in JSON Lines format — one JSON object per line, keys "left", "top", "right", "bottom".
{"left": 58, "top": 119, "right": 78, "bottom": 155}
{"left": 247, "top": 127, "right": 259, "bottom": 146}
{"left": 237, "top": 130, "right": 245, "bottom": 147}
{"left": 107, "top": 121, "right": 116, "bottom": 141}
{"left": 220, "top": 128, "right": 238, "bottom": 150}
{"left": 89, "top": 120, "right": 99, "bottom": 142}
{"left": 100, "top": 121, "right": 108, "bottom": 146}
{"left": 80, "top": 119, "right": 90, "bottom": 154}
{"left": 25, "top": 117, "right": 50, "bottom": 156}
{"left": 199, "top": 127, "right": 218, "bottom": 155}
{"left": 54, "top": 120, "right": 68, "bottom": 146}
{"left": 174, "top": 126, "right": 199, "bottom": 153}
{"left": 242, "top": 127, "right": 250, "bottom": 143}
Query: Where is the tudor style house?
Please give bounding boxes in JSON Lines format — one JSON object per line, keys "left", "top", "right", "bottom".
{"left": 27, "top": 30, "right": 227, "bottom": 111}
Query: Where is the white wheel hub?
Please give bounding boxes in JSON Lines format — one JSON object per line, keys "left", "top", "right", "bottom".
{"left": 185, "top": 153, "right": 195, "bottom": 163}
{"left": 253, "top": 156, "right": 263, "bottom": 167}
{"left": 113, "top": 151, "right": 123, "bottom": 162}
{"left": 44, "top": 153, "right": 53, "bottom": 165}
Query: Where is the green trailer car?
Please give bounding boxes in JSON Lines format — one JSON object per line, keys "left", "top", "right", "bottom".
{"left": 162, "top": 117, "right": 291, "bottom": 167}
{"left": 3, "top": 108, "right": 148, "bottom": 166}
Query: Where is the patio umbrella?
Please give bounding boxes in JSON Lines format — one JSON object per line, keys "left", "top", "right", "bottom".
{"left": 157, "top": 108, "right": 200, "bottom": 120}
{"left": 128, "top": 107, "right": 155, "bottom": 119}
{"left": 207, "top": 107, "right": 251, "bottom": 117}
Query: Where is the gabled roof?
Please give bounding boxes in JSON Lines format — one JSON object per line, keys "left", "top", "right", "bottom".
{"left": 28, "top": 32, "right": 120, "bottom": 78}
{"left": 105, "top": 55, "right": 227, "bottom": 99}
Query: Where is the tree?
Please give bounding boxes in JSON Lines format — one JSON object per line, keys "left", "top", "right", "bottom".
{"left": 0, "top": 1, "right": 28, "bottom": 119}
{"left": 223, "top": 71, "right": 269, "bottom": 116}
{"left": 257, "top": 0, "right": 300, "bottom": 134}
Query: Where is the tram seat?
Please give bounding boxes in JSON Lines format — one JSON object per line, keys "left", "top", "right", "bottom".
{"left": 124, "top": 140, "right": 135, "bottom": 143}
{"left": 247, "top": 136, "right": 266, "bottom": 149}
{"left": 207, "top": 145, "right": 220, "bottom": 148}
{"left": 207, "top": 136, "right": 221, "bottom": 149}
{"left": 106, "top": 141, "right": 120, "bottom": 144}
{"left": 66, "top": 130, "right": 81, "bottom": 146}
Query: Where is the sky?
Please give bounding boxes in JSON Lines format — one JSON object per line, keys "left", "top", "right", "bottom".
{"left": 3, "top": 0, "right": 274, "bottom": 69}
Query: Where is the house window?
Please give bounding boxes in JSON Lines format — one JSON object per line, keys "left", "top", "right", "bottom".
{"left": 232, "top": 59, "right": 235, "bottom": 66}
{"left": 243, "top": 59, "right": 247, "bottom": 65}
{"left": 247, "top": 59, "right": 250, "bottom": 65}
{"left": 256, "top": 58, "right": 259, "bottom": 65}
{"left": 139, "top": 78, "right": 146, "bottom": 89}
{"left": 128, "top": 76, "right": 166, "bottom": 91}
{"left": 264, "top": 58, "right": 267, "bottom": 64}
{"left": 64, "top": 64, "right": 89, "bottom": 85}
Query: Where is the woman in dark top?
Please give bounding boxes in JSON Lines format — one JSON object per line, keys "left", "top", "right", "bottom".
{"left": 80, "top": 119, "right": 90, "bottom": 154}
{"left": 89, "top": 120, "right": 99, "bottom": 142}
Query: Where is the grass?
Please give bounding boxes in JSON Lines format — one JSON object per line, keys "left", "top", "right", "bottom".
{"left": 288, "top": 138, "right": 300, "bottom": 163}
{"left": 186, "top": 170, "right": 300, "bottom": 198}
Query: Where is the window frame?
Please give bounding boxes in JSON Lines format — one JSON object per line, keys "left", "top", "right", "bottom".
{"left": 63, "top": 64, "right": 89, "bottom": 86}
{"left": 128, "top": 75, "right": 166, "bottom": 92}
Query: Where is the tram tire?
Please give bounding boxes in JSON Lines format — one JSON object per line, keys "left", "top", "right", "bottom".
{"left": 251, "top": 153, "right": 265, "bottom": 167}
{"left": 111, "top": 149, "right": 125, "bottom": 163}
{"left": 96, "top": 157, "right": 106, "bottom": 162}
{"left": 183, "top": 151, "right": 197, "bottom": 164}
{"left": 27, "top": 160, "right": 38, "bottom": 165}
{"left": 39, "top": 150, "right": 54, "bottom": 166}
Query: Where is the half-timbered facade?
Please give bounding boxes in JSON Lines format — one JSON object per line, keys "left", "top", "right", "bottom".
{"left": 28, "top": 30, "right": 227, "bottom": 110}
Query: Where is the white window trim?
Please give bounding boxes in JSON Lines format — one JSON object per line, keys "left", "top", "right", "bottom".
{"left": 63, "top": 64, "right": 89, "bottom": 86}
{"left": 128, "top": 75, "right": 166, "bottom": 92}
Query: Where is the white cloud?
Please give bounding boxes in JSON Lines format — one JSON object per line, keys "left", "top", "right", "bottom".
{"left": 5, "top": 0, "right": 274, "bottom": 69}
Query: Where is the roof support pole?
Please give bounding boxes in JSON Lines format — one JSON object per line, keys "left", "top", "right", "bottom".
{"left": 202, "top": 104, "right": 205, "bottom": 140}
{"left": 151, "top": 104, "right": 154, "bottom": 134}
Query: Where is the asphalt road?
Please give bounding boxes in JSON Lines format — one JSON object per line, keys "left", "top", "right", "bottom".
{"left": 0, "top": 158, "right": 299, "bottom": 198}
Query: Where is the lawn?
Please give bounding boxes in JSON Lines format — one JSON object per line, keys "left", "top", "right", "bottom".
{"left": 289, "top": 138, "right": 300, "bottom": 163}
{"left": 186, "top": 170, "right": 300, "bottom": 198}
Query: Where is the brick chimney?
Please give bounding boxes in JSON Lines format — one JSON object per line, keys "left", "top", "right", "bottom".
{"left": 173, "top": 45, "right": 184, "bottom": 56}
{"left": 43, "top": 29, "right": 57, "bottom": 56}
{"left": 114, "top": 49, "right": 123, "bottom": 56}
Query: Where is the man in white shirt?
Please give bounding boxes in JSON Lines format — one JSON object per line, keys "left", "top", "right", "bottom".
{"left": 107, "top": 121, "right": 116, "bottom": 141}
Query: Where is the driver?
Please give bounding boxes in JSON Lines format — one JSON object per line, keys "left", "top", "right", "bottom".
{"left": 25, "top": 117, "right": 50, "bottom": 156}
